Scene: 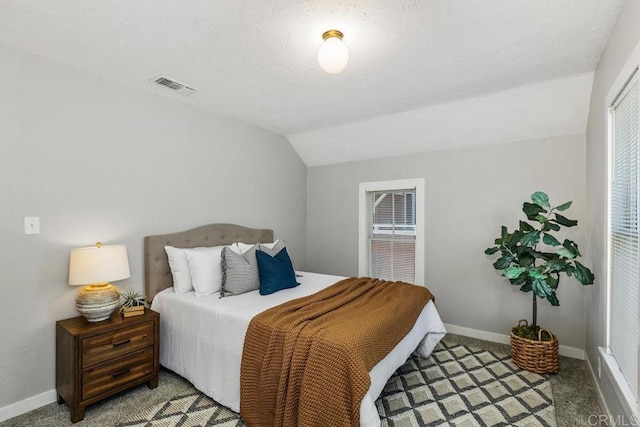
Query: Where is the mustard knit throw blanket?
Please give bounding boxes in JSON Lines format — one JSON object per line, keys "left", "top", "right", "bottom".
{"left": 240, "top": 277, "right": 434, "bottom": 427}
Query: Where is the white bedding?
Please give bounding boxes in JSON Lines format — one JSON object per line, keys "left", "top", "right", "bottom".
{"left": 151, "top": 272, "right": 446, "bottom": 427}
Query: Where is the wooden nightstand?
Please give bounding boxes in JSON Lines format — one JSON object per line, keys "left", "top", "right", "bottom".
{"left": 56, "top": 308, "right": 159, "bottom": 423}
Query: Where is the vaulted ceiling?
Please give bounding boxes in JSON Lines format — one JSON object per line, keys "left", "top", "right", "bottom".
{"left": 0, "top": 0, "right": 625, "bottom": 165}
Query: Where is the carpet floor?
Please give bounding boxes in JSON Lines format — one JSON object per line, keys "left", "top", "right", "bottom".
{"left": 0, "top": 334, "right": 602, "bottom": 427}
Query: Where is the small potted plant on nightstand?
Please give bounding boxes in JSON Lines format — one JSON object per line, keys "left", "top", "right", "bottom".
{"left": 485, "top": 191, "right": 594, "bottom": 373}
{"left": 120, "top": 287, "right": 147, "bottom": 317}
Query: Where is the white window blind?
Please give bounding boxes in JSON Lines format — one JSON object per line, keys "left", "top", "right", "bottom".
{"left": 609, "top": 70, "right": 640, "bottom": 400}
{"left": 367, "top": 189, "right": 416, "bottom": 282}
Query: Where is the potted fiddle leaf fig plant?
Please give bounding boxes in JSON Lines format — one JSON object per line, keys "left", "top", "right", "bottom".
{"left": 484, "top": 191, "right": 594, "bottom": 373}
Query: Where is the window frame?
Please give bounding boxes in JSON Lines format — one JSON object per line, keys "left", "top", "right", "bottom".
{"left": 358, "top": 178, "right": 425, "bottom": 284}
{"left": 603, "top": 37, "right": 640, "bottom": 419}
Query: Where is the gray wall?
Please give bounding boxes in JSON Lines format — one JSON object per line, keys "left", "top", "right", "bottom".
{"left": 307, "top": 135, "right": 587, "bottom": 349}
{"left": 585, "top": 0, "right": 640, "bottom": 419}
{"left": 0, "top": 46, "right": 307, "bottom": 409}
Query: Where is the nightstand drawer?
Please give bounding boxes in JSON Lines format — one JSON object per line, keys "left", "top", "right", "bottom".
{"left": 82, "top": 348, "right": 153, "bottom": 400}
{"left": 82, "top": 322, "right": 153, "bottom": 367}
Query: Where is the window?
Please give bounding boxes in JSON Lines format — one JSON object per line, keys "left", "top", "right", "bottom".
{"left": 608, "top": 68, "right": 640, "bottom": 401}
{"left": 359, "top": 179, "right": 425, "bottom": 284}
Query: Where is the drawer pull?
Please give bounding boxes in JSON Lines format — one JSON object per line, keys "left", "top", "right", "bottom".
{"left": 112, "top": 339, "right": 131, "bottom": 347}
{"left": 112, "top": 369, "right": 130, "bottom": 378}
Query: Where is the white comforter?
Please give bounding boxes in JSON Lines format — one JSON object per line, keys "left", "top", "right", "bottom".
{"left": 151, "top": 272, "right": 446, "bottom": 427}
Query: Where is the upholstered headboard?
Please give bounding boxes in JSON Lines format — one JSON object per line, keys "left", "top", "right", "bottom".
{"left": 144, "top": 223, "right": 273, "bottom": 302}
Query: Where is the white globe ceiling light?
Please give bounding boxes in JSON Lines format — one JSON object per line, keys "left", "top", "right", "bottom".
{"left": 318, "top": 29, "right": 349, "bottom": 74}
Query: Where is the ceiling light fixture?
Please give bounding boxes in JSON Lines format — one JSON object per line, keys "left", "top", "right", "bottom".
{"left": 318, "top": 29, "right": 349, "bottom": 74}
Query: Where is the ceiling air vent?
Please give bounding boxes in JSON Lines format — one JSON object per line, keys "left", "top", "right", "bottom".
{"left": 150, "top": 75, "right": 196, "bottom": 96}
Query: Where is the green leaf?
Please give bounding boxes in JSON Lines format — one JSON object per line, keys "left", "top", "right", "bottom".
{"left": 546, "top": 257, "right": 569, "bottom": 272}
{"left": 485, "top": 247, "right": 499, "bottom": 255}
{"left": 562, "top": 239, "right": 582, "bottom": 257}
{"left": 519, "top": 221, "right": 535, "bottom": 232}
{"left": 555, "top": 201, "right": 573, "bottom": 212}
{"left": 532, "top": 251, "right": 553, "bottom": 260}
{"left": 547, "top": 291, "right": 560, "bottom": 306}
{"left": 520, "top": 282, "right": 532, "bottom": 292}
{"left": 554, "top": 213, "right": 578, "bottom": 227}
{"left": 521, "top": 231, "right": 540, "bottom": 247}
{"left": 530, "top": 276, "right": 559, "bottom": 305}
{"left": 531, "top": 191, "right": 550, "bottom": 207}
{"left": 546, "top": 222, "right": 561, "bottom": 232}
{"left": 493, "top": 256, "right": 513, "bottom": 270}
{"left": 531, "top": 277, "right": 554, "bottom": 300}
{"left": 557, "top": 247, "right": 577, "bottom": 259}
{"left": 542, "top": 233, "right": 561, "bottom": 246}
{"left": 573, "top": 261, "right": 595, "bottom": 285}
{"left": 501, "top": 226, "right": 508, "bottom": 240}
{"left": 506, "top": 230, "right": 523, "bottom": 248}
{"left": 518, "top": 251, "right": 536, "bottom": 267}
{"left": 523, "top": 202, "right": 548, "bottom": 221}
{"left": 535, "top": 215, "right": 548, "bottom": 223}
{"left": 528, "top": 269, "right": 547, "bottom": 280}
{"left": 504, "top": 266, "right": 526, "bottom": 279}
{"left": 548, "top": 275, "right": 559, "bottom": 290}
{"left": 510, "top": 273, "right": 528, "bottom": 286}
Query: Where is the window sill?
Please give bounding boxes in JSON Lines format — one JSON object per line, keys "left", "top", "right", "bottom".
{"left": 598, "top": 346, "right": 639, "bottom": 420}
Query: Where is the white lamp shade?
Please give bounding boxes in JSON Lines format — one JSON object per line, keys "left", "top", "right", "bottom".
{"left": 69, "top": 244, "right": 131, "bottom": 285}
{"left": 318, "top": 36, "right": 349, "bottom": 74}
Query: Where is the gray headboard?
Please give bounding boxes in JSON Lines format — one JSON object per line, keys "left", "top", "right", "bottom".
{"left": 144, "top": 223, "right": 273, "bottom": 303}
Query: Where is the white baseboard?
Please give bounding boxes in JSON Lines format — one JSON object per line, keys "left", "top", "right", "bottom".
{"left": 0, "top": 389, "right": 56, "bottom": 423}
{"left": 585, "top": 353, "right": 612, "bottom": 421}
{"left": 444, "top": 323, "right": 585, "bottom": 360}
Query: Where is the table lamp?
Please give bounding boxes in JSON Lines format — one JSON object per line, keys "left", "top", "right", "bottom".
{"left": 68, "top": 242, "right": 131, "bottom": 322}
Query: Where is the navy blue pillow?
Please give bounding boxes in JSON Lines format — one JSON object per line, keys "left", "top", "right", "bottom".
{"left": 255, "top": 248, "right": 299, "bottom": 295}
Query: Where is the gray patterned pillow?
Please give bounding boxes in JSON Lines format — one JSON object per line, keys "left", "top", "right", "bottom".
{"left": 220, "top": 245, "right": 259, "bottom": 297}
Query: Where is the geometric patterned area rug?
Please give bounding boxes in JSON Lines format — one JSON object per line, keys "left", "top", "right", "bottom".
{"left": 377, "top": 341, "right": 556, "bottom": 426}
{"left": 117, "top": 341, "right": 556, "bottom": 427}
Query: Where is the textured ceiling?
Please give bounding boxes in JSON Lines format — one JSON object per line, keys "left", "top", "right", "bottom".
{"left": 0, "top": 0, "right": 625, "bottom": 164}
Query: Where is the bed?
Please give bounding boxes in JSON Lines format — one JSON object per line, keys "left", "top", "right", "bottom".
{"left": 145, "top": 223, "right": 446, "bottom": 427}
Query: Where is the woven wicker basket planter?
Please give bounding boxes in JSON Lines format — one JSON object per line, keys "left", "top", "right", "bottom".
{"left": 510, "top": 320, "right": 559, "bottom": 374}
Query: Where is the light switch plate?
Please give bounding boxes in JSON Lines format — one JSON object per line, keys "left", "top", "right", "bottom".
{"left": 24, "top": 217, "right": 40, "bottom": 235}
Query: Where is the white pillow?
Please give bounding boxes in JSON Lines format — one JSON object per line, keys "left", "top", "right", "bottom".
{"left": 258, "top": 239, "right": 283, "bottom": 250}
{"left": 184, "top": 246, "right": 224, "bottom": 297}
{"left": 165, "top": 246, "right": 196, "bottom": 294}
{"left": 235, "top": 242, "right": 257, "bottom": 254}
